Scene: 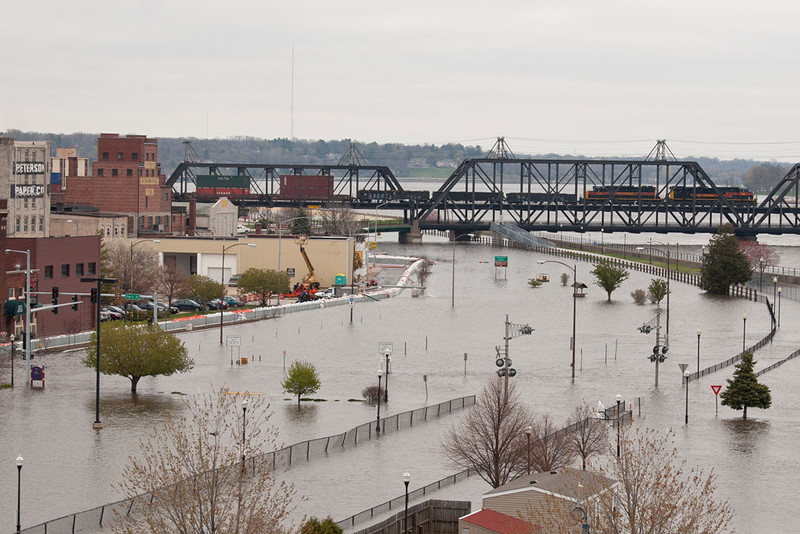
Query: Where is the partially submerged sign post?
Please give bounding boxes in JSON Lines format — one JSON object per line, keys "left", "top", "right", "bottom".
{"left": 711, "top": 385, "right": 722, "bottom": 414}
{"left": 494, "top": 256, "right": 508, "bottom": 280}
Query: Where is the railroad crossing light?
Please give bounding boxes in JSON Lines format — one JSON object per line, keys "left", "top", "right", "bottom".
{"left": 71, "top": 295, "right": 79, "bottom": 311}
{"left": 496, "top": 358, "right": 505, "bottom": 368}
{"left": 638, "top": 324, "right": 652, "bottom": 334}
{"left": 508, "top": 368, "right": 517, "bottom": 377}
{"left": 520, "top": 325, "right": 534, "bottom": 335}
{"left": 497, "top": 368, "right": 507, "bottom": 377}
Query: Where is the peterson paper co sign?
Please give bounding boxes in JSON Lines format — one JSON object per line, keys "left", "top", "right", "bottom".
{"left": 14, "top": 162, "right": 46, "bottom": 174}
{"left": 12, "top": 184, "right": 46, "bottom": 198}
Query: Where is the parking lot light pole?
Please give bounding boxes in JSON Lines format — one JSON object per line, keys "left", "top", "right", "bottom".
{"left": 684, "top": 371, "right": 691, "bottom": 424}
{"left": 383, "top": 353, "right": 390, "bottom": 402}
{"left": 742, "top": 313, "right": 747, "bottom": 353}
{"left": 241, "top": 397, "right": 248, "bottom": 468}
{"left": 777, "top": 287, "right": 782, "bottom": 327}
{"left": 696, "top": 329, "right": 702, "bottom": 374}
{"left": 220, "top": 242, "right": 256, "bottom": 345}
{"left": 16, "top": 455, "right": 23, "bottom": 533}
{"left": 616, "top": 393, "right": 622, "bottom": 458}
{"left": 525, "top": 425, "right": 532, "bottom": 475}
{"left": 9, "top": 335, "right": 15, "bottom": 387}
{"left": 81, "top": 276, "right": 118, "bottom": 430}
{"left": 403, "top": 472, "right": 411, "bottom": 534}
{"left": 538, "top": 260, "right": 577, "bottom": 380}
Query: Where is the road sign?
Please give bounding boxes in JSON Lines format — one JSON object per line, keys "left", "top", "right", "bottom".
{"left": 287, "top": 267, "right": 295, "bottom": 277}
{"left": 494, "top": 255, "right": 508, "bottom": 267}
{"left": 369, "top": 241, "right": 377, "bottom": 250}
{"left": 114, "top": 291, "right": 122, "bottom": 300}
{"left": 125, "top": 293, "right": 141, "bottom": 301}
{"left": 226, "top": 335, "right": 241, "bottom": 347}
{"left": 379, "top": 342, "right": 393, "bottom": 355}
{"left": 711, "top": 385, "right": 722, "bottom": 395}
{"left": 678, "top": 363, "right": 688, "bottom": 373}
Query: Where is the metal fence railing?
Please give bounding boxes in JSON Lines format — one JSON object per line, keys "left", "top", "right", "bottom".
{"left": 757, "top": 348, "right": 800, "bottom": 377}
{"left": 336, "top": 402, "right": 634, "bottom": 531}
{"left": 20, "top": 395, "right": 475, "bottom": 534}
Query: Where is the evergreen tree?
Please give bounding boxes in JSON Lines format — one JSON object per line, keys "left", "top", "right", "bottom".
{"left": 591, "top": 261, "right": 629, "bottom": 302}
{"left": 720, "top": 351, "right": 771, "bottom": 419}
{"left": 291, "top": 207, "right": 313, "bottom": 236}
{"left": 700, "top": 224, "right": 753, "bottom": 295}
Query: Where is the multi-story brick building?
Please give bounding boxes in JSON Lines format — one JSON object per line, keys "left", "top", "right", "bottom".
{"left": 63, "top": 133, "right": 172, "bottom": 236}
{"left": 0, "top": 137, "right": 52, "bottom": 238}
{"left": 51, "top": 147, "right": 89, "bottom": 193}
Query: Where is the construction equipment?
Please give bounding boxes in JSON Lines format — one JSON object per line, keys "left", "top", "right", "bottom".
{"left": 297, "top": 237, "right": 320, "bottom": 290}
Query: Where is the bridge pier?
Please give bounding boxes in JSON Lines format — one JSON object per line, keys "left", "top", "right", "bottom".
{"left": 399, "top": 220, "right": 422, "bottom": 244}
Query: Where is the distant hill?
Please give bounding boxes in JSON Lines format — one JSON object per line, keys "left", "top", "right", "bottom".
{"left": 1, "top": 129, "right": 774, "bottom": 185}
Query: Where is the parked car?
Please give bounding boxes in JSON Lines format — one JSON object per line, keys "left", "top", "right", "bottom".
{"left": 101, "top": 307, "right": 124, "bottom": 320}
{"left": 106, "top": 305, "right": 127, "bottom": 318}
{"left": 207, "top": 299, "right": 228, "bottom": 310}
{"left": 171, "top": 299, "right": 204, "bottom": 312}
{"left": 228, "top": 274, "right": 242, "bottom": 287}
{"left": 236, "top": 224, "right": 250, "bottom": 234}
{"left": 100, "top": 310, "right": 112, "bottom": 322}
{"left": 223, "top": 295, "right": 245, "bottom": 308}
{"left": 314, "top": 287, "right": 337, "bottom": 300}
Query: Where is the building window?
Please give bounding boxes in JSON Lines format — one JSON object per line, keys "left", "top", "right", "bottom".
{"left": 155, "top": 216, "right": 160, "bottom": 226}
{"left": 76, "top": 263, "right": 84, "bottom": 276}
{"left": 139, "top": 216, "right": 144, "bottom": 228}
{"left": 112, "top": 168, "right": 118, "bottom": 176}
{"left": 114, "top": 226, "right": 118, "bottom": 236}
{"left": 23, "top": 198, "right": 28, "bottom": 208}
{"left": 106, "top": 227, "right": 111, "bottom": 236}
{"left": 117, "top": 152, "right": 123, "bottom": 159}
{"left": 15, "top": 217, "right": 20, "bottom": 232}
{"left": 44, "top": 265, "right": 53, "bottom": 279}
{"left": 132, "top": 152, "right": 138, "bottom": 160}
{"left": 145, "top": 197, "right": 149, "bottom": 208}
{"left": 61, "top": 264, "right": 70, "bottom": 277}
{"left": 88, "top": 262, "right": 97, "bottom": 275}
{"left": 102, "top": 152, "right": 109, "bottom": 160}
{"left": 164, "top": 192, "right": 168, "bottom": 201}
{"left": 39, "top": 216, "right": 43, "bottom": 232}
{"left": 127, "top": 169, "right": 133, "bottom": 176}
{"left": 147, "top": 216, "right": 153, "bottom": 227}
{"left": 31, "top": 197, "right": 36, "bottom": 208}
{"left": 97, "top": 168, "right": 104, "bottom": 176}
{"left": 23, "top": 217, "right": 28, "bottom": 232}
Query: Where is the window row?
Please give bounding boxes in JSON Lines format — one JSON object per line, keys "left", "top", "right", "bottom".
{"left": 96, "top": 168, "right": 157, "bottom": 177}
{"left": 104, "top": 225, "right": 127, "bottom": 237}
{"left": 100, "top": 151, "right": 155, "bottom": 161}
{"left": 15, "top": 216, "right": 45, "bottom": 233}
{"left": 44, "top": 262, "right": 96, "bottom": 279}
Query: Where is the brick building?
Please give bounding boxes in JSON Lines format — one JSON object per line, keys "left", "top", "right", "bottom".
{"left": 2, "top": 236, "right": 101, "bottom": 341}
{"left": 62, "top": 134, "right": 172, "bottom": 236}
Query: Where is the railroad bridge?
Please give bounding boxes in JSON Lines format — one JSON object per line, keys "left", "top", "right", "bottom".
{"left": 167, "top": 142, "right": 800, "bottom": 237}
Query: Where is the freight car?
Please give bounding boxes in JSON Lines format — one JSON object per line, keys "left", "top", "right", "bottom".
{"left": 669, "top": 186, "right": 756, "bottom": 204}
{"left": 585, "top": 186, "right": 660, "bottom": 202}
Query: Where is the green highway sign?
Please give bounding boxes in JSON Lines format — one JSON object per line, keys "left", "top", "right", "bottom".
{"left": 125, "top": 293, "right": 141, "bottom": 300}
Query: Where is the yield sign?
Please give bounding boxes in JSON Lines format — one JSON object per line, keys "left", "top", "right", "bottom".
{"left": 711, "top": 385, "right": 722, "bottom": 395}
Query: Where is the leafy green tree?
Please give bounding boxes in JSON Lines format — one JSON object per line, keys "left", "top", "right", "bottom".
{"left": 591, "top": 261, "right": 629, "bottom": 302}
{"left": 720, "top": 351, "right": 772, "bottom": 419}
{"left": 82, "top": 323, "right": 193, "bottom": 393}
{"left": 282, "top": 360, "right": 321, "bottom": 406}
{"left": 647, "top": 278, "right": 669, "bottom": 305}
{"left": 300, "top": 516, "right": 343, "bottom": 534}
{"left": 184, "top": 274, "right": 224, "bottom": 305}
{"left": 291, "top": 207, "right": 313, "bottom": 236}
{"left": 237, "top": 267, "right": 290, "bottom": 306}
{"left": 700, "top": 225, "right": 753, "bottom": 295}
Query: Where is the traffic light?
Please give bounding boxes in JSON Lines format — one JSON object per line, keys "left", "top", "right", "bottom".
{"left": 90, "top": 288, "right": 98, "bottom": 303}
{"left": 51, "top": 286, "right": 59, "bottom": 314}
{"left": 72, "top": 294, "right": 79, "bottom": 311}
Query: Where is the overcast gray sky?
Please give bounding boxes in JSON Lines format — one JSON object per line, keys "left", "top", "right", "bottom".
{"left": 3, "top": 0, "right": 800, "bottom": 161}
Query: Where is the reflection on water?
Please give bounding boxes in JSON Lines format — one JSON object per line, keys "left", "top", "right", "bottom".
{"left": 722, "top": 418, "right": 770, "bottom": 455}
{"left": 284, "top": 402, "right": 321, "bottom": 424}
{"left": 86, "top": 391, "right": 183, "bottom": 420}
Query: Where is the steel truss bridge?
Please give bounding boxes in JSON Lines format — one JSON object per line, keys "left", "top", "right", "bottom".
{"left": 167, "top": 157, "right": 800, "bottom": 236}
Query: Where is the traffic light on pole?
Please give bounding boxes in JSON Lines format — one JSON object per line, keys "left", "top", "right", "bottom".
{"left": 72, "top": 294, "right": 79, "bottom": 311}
{"left": 52, "top": 286, "right": 59, "bottom": 314}
{"left": 90, "top": 288, "right": 98, "bottom": 303}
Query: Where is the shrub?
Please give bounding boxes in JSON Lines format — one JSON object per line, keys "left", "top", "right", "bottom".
{"left": 631, "top": 289, "right": 647, "bottom": 304}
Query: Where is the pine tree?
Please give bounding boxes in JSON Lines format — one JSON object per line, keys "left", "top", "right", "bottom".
{"left": 720, "top": 351, "right": 771, "bottom": 419}
{"left": 700, "top": 224, "right": 753, "bottom": 294}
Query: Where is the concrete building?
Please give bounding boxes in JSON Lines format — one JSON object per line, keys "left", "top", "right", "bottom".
{"left": 62, "top": 133, "right": 172, "bottom": 236}
{"left": 0, "top": 137, "right": 52, "bottom": 238}
{"left": 50, "top": 212, "right": 129, "bottom": 240}
{"left": 194, "top": 197, "right": 237, "bottom": 236}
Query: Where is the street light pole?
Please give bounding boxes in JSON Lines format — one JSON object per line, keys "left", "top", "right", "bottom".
{"left": 403, "top": 472, "right": 411, "bottom": 534}
{"left": 129, "top": 239, "right": 161, "bottom": 293}
{"left": 684, "top": 371, "right": 690, "bottom": 424}
{"left": 636, "top": 244, "right": 670, "bottom": 346}
{"left": 9, "top": 335, "right": 15, "bottom": 387}
{"left": 539, "top": 260, "right": 577, "bottom": 380}
{"left": 759, "top": 257, "right": 764, "bottom": 291}
{"left": 524, "top": 425, "right": 532, "bottom": 475}
{"left": 376, "top": 370, "right": 383, "bottom": 433}
{"left": 220, "top": 242, "right": 256, "bottom": 345}
{"left": 696, "top": 329, "right": 702, "bottom": 374}
{"left": 615, "top": 394, "right": 622, "bottom": 458}
{"left": 241, "top": 397, "right": 248, "bottom": 468}
{"left": 742, "top": 313, "right": 747, "bottom": 353}
{"left": 5, "top": 249, "right": 31, "bottom": 374}
{"left": 772, "top": 277, "right": 778, "bottom": 304}
{"left": 16, "top": 455, "right": 23, "bottom": 534}
{"left": 777, "top": 287, "right": 782, "bottom": 327}
{"left": 383, "top": 353, "right": 390, "bottom": 402}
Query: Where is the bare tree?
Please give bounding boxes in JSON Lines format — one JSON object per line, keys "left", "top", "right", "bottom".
{"left": 113, "top": 387, "right": 298, "bottom": 533}
{"left": 105, "top": 240, "right": 159, "bottom": 293}
{"left": 566, "top": 403, "right": 607, "bottom": 470}
{"left": 318, "top": 203, "right": 363, "bottom": 236}
{"left": 528, "top": 413, "right": 576, "bottom": 473}
{"left": 442, "top": 378, "right": 533, "bottom": 488}
{"left": 525, "top": 427, "right": 734, "bottom": 533}
{"left": 156, "top": 264, "right": 188, "bottom": 307}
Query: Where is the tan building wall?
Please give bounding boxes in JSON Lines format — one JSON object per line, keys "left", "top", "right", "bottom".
{"left": 50, "top": 214, "right": 129, "bottom": 240}
{"left": 147, "top": 235, "right": 359, "bottom": 289}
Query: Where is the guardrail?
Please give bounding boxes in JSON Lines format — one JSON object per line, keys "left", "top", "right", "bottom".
{"left": 20, "top": 395, "right": 476, "bottom": 534}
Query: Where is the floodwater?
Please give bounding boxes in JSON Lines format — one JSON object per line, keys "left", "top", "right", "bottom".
{"left": 1, "top": 234, "right": 798, "bottom": 533}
